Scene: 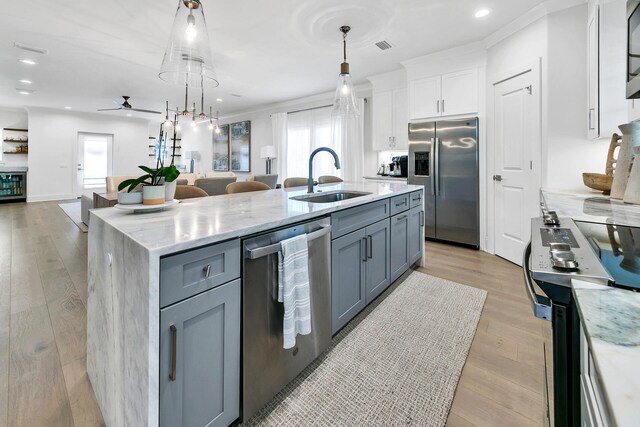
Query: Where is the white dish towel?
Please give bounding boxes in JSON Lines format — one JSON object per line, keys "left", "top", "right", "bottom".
{"left": 278, "top": 233, "right": 312, "bottom": 349}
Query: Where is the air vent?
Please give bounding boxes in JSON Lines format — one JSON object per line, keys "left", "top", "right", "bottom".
{"left": 375, "top": 40, "right": 393, "bottom": 51}
{"left": 13, "top": 42, "right": 48, "bottom": 55}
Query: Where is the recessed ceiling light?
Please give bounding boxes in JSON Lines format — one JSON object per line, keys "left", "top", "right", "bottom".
{"left": 126, "top": 113, "right": 132, "bottom": 117}
{"left": 18, "top": 91, "right": 31, "bottom": 95}
{"left": 216, "top": 98, "right": 223, "bottom": 102}
{"left": 475, "top": 9, "right": 490, "bottom": 18}
{"left": 19, "top": 79, "right": 32, "bottom": 84}
{"left": 15, "top": 88, "right": 34, "bottom": 94}
{"left": 64, "top": 106, "right": 72, "bottom": 110}
{"left": 19, "top": 59, "right": 37, "bottom": 65}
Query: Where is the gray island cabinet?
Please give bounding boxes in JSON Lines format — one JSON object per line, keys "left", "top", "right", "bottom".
{"left": 87, "top": 182, "right": 423, "bottom": 427}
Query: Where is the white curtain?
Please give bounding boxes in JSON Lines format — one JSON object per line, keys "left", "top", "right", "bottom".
{"left": 286, "top": 106, "right": 340, "bottom": 179}
{"left": 271, "top": 112, "right": 288, "bottom": 182}
{"left": 331, "top": 98, "right": 364, "bottom": 182}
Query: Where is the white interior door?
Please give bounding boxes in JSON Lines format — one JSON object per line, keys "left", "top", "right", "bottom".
{"left": 77, "top": 133, "right": 113, "bottom": 196}
{"left": 493, "top": 70, "right": 540, "bottom": 265}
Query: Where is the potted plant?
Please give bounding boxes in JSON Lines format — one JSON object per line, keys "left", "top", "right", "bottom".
{"left": 118, "top": 121, "right": 181, "bottom": 205}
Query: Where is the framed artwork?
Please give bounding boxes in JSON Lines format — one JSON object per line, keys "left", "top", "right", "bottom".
{"left": 212, "top": 124, "right": 229, "bottom": 171}
{"left": 230, "top": 121, "right": 251, "bottom": 172}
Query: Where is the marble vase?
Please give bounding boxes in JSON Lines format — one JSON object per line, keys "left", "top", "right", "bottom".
{"left": 624, "top": 146, "right": 640, "bottom": 204}
{"left": 611, "top": 122, "right": 640, "bottom": 199}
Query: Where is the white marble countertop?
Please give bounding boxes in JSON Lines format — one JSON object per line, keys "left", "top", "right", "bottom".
{"left": 91, "top": 181, "right": 422, "bottom": 256}
{"left": 363, "top": 175, "right": 407, "bottom": 182}
{"left": 542, "top": 189, "right": 640, "bottom": 227}
{"left": 0, "top": 166, "right": 27, "bottom": 172}
{"left": 572, "top": 279, "right": 640, "bottom": 426}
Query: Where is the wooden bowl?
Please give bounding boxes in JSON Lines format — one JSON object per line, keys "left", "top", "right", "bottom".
{"left": 583, "top": 172, "right": 613, "bottom": 194}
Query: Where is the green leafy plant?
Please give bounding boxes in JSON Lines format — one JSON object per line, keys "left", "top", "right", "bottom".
{"left": 118, "top": 165, "right": 180, "bottom": 193}
{"left": 118, "top": 122, "right": 182, "bottom": 193}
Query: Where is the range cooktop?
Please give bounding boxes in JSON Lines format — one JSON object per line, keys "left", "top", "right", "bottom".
{"left": 576, "top": 221, "right": 640, "bottom": 291}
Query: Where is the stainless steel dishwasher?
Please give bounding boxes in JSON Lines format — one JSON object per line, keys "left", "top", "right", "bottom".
{"left": 241, "top": 217, "right": 332, "bottom": 421}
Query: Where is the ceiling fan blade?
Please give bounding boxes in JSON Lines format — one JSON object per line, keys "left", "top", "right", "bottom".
{"left": 130, "top": 108, "right": 162, "bottom": 114}
{"left": 97, "top": 107, "right": 123, "bottom": 111}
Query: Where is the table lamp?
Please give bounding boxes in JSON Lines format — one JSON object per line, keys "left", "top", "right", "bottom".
{"left": 260, "top": 145, "right": 277, "bottom": 174}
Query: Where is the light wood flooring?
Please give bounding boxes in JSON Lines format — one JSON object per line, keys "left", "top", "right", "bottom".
{"left": 0, "top": 200, "right": 550, "bottom": 427}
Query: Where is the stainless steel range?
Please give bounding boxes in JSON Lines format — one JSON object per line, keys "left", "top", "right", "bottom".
{"left": 524, "top": 211, "right": 612, "bottom": 427}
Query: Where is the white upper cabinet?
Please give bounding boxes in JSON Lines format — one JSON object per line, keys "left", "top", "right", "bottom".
{"left": 441, "top": 69, "right": 478, "bottom": 116}
{"left": 409, "top": 76, "right": 441, "bottom": 120}
{"left": 408, "top": 68, "right": 478, "bottom": 121}
{"left": 587, "top": 3, "right": 600, "bottom": 139}
{"left": 372, "top": 88, "right": 409, "bottom": 151}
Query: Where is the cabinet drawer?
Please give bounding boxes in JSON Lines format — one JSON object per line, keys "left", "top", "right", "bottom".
{"left": 160, "top": 239, "right": 241, "bottom": 308}
{"left": 409, "top": 190, "right": 423, "bottom": 209}
{"left": 331, "top": 199, "right": 390, "bottom": 239}
{"left": 390, "top": 194, "right": 410, "bottom": 216}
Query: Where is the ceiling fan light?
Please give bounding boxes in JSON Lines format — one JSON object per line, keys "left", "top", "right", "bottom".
{"left": 159, "top": 0, "right": 218, "bottom": 88}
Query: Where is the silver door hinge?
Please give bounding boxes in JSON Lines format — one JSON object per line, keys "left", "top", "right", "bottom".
{"left": 525, "top": 85, "right": 532, "bottom": 95}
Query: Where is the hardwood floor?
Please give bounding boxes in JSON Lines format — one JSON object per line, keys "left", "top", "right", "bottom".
{"left": 0, "top": 201, "right": 549, "bottom": 427}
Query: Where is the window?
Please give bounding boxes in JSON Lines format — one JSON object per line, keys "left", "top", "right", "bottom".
{"left": 286, "top": 106, "right": 341, "bottom": 178}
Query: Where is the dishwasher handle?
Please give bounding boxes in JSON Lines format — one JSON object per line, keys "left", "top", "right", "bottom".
{"left": 523, "top": 242, "right": 552, "bottom": 321}
{"left": 245, "top": 225, "right": 332, "bottom": 259}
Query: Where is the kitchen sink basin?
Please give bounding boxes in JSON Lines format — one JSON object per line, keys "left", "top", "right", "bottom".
{"left": 290, "top": 190, "right": 372, "bottom": 203}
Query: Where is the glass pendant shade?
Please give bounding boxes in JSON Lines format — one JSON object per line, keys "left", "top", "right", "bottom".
{"left": 159, "top": 0, "right": 218, "bottom": 88}
{"left": 332, "top": 73, "right": 359, "bottom": 118}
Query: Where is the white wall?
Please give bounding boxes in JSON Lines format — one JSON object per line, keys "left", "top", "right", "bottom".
{"left": 0, "top": 107, "right": 29, "bottom": 167}
{"left": 27, "top": 107, "right": 150, "bottom": 202}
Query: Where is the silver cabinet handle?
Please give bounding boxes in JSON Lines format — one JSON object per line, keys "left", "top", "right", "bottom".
{"left": 169, "top": 325, "right": 177, "bottom": 381}
{"left": 420, "top": 211, "right": 425, "bottom": 226}
{"left": 442, "top": 99, "right": 445, "bottom": 113}
{"left": 362, "top": 237, "right": 368, "bottom": 262}
{"left": 396, "top": 215, "right": 408, "bottom": 221}
{"left": 395, "top": 199, "right": 407, "bottom": 207}
{"left": 523, "top": 242, "right": 552, "bottom": 321}
{"left": 588, "top": 108, "right": 595, "bottom": 130}
{"left": 368, "top": 235, "right": 373, "bottom": 259}
{"left": 203, "top": 264, "right": 212, "bottom": 278}
{"left": 436, "top": 100, "right": 439, "bottom": 113}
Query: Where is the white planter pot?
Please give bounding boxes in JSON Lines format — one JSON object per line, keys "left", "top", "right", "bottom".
{"left": 165, "top": 180, "right": 177, "bottom": 201}
{"left": 142, "top": 185, "right": 166, "bottom": 205}
{"left": 117, "top": 191, "right": 143, "bottom": 205}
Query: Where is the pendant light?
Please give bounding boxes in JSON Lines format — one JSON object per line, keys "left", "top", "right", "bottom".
{"left": 332, "top": 26, "right": 359, "bottom": 117}
{"left": 159, "top": 0, "right": 218, "bottom": 89}
{"left": 163, "top": 101, "right": 173, "bottom": 127}
{"left": 214, "top": 110, "right": 221, "bottom": 134}
{"left": 190, "top": 103, "right": 197, "bottom": 128}
{"left": 208, "top": 106, "right": 215, "bottom": 130}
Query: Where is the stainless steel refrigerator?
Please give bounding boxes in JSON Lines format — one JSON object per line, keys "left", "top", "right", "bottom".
{"left": 408, "top": 118, "right": 479, "bottom": 247}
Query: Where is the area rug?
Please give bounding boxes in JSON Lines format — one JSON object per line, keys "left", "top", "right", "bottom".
{"left": 243, "top": 271, "right": 487, "bottom": 427}
{"left": 58, "top": 201, "right": 88, "bottom": 233}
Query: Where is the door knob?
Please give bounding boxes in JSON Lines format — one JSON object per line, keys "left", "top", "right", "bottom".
{"left": 493, "top": 175, "right": 503, "bottom": 182}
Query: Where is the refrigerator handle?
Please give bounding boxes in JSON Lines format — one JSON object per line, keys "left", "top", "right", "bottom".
{"left": 430, "top": 138, "right": 436, "bottom": 196}
{"left": 434, "top": 137, "right": 440, "bottom": 196}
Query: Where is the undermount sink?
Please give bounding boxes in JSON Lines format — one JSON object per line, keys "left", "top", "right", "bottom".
{"left": 290, "top": 190, "right": 372, "bottom": 203}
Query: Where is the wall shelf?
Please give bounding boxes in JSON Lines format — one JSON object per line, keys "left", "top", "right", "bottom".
{"left": 3, "top": 140, "right": 28, "bottom": 143}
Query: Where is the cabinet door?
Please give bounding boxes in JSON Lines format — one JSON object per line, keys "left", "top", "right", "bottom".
{"left": 160, "top": 279, "right": 240, "bottom": 427}
{"left": 409, "top": 76, "right": 441, "bottom": 120}
{"left": 408, "top": 207, "right": 424, "bottom": 265}
{"left": 390, "top": 213, "right": 410, "bottom": 282}
{"left": 372, "top": 90, "right": 394, "bottom": 150}
{"left": 441, "top": 69, "right": 478, "bottom": 116}
{"left": 331, "top": 229, "right": 367, "bottom": 334}
{"left": 365, "top": 219, "right": 391, "bottom": 304}
{"left": 393, "top": 88, "right": 409, "bottom": 150}
{"left": 587, "top": 4, "right": 600, "bottom": 139}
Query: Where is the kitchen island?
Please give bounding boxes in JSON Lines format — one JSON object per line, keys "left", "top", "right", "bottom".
{"left": 87, "top": 181, "right": 424, "bottom": 427}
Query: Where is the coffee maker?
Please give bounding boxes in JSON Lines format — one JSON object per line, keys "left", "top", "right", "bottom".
{"left": 390, "top": 156, "right": 408, "bottom": 177}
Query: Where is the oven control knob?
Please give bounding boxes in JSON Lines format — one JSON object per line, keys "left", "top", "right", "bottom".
{"left": 549, "top": 243, "right": 579, "bottom": 270}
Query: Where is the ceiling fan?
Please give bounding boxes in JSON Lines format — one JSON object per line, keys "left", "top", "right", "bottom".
{"left": 97, "top": 96, "right": 161, "bottom": 114}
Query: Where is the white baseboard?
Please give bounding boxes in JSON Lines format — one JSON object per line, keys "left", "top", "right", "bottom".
{"left": 27, "top": 193, "right": 77, "bottom": 203}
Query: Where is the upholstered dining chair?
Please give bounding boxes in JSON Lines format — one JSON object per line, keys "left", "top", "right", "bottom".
{"left": 318, "top": 175, "right": 343, "bottom": 184}
{"left": 179, "top": 173, "right": 200, "bottom": 185}
{"left": 174, "top": 185, "right": 208, "bottom": 200}
{"left": 283, "top": 177, "right": 309, "bottom": 188}
{"left": 175, "top": 178, "right": 189, "bottom": 186}
{"left": 194, "top": 177, "right": 237, "bottom": 196}
{"left": 249, "top": 174, "right": 278, "bottom": 189}
{"left": 204, "top": 171, "right": 236, "bottom": 178}
{"left": 225, "top": 181, "right": 271, "bottom": 194}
